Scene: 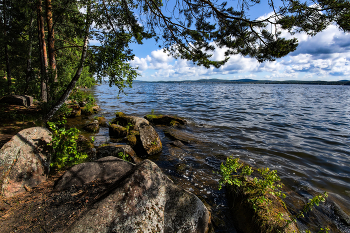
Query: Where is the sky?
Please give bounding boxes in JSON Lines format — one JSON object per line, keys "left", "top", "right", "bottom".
{"left": 128, "top": 3, "right": 350, "bottom": 82}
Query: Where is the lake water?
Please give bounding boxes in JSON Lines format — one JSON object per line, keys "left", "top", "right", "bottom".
{"left": 91, "top": 82, "right": 350, "bottom": 232}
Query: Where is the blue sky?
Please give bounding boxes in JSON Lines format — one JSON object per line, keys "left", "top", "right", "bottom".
{"left": 128, "top": 3, "right": 350, "bottom": 82}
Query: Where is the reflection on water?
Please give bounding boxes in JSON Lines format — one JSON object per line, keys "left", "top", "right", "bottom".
{"left": 91, "top": 83, "right": 350, "bottom": 232}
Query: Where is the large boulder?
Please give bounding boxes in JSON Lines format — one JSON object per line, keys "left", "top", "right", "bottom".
{"left": 0, "top": 127, "right": 51, "bottom": 198}
{"left": 139, "top": 122, "right": 162, "bottom": 156}
{"left": 0, "top": 95, "right": 33, "bottom": 107}
{"left": 62, "top": 159, "right": 210, "bottom": 233}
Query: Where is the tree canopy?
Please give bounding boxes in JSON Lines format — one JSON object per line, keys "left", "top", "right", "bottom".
{"left": 1, "top": 0, "right": 349, "bottom": 120}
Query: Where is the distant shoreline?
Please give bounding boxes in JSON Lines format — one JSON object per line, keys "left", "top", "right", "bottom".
{"left": 134, "top": 79, "right": 350, "bottom": 85}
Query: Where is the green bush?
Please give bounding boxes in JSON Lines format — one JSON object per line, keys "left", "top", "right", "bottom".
{"left": 47, "top": 118, "right": 88, "bottom": 169}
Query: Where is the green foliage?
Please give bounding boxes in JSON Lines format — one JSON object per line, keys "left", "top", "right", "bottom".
{"left": 117, "top": 151, "right": 129, "bottom": 162}
{"left": 47, "top": 118, "right": 88, "bottom": 169}
{"left": 125, "top": 123, "right": 133, "bottom": 134}
{"left": 218, "top": 156, "right": 328, "bottom": 231}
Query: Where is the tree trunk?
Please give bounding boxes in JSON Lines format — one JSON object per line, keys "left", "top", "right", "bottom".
{"left": 37, "top": 0, "right": 48, "bottom": 102}
{"left": 45, "top": 0, "right": 57, "bottom": 82}
{"left": 2, "top": 0, "right": 11, "bottom": 94}
{"left": 5, "top": 44, "right": 11, "bottom": 94}
{"left": 43, "top": 6, "right": 91, "bottom": 122}
{"left": 25, "top": 17, "right": 35, "bottom": 94}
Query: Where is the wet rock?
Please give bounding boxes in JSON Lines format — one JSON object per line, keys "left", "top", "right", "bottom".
{"left": 0, "top": 95, "right": 33, "bottom": 107}
{"left": 164, "top": 128, "right": 204, "bottom": 144}
{"left": 139, "top": 123, "right": 162, "bottom": 156}
{"left": 0, "top": 127, "right": 51, "bottom": 198}
{"left": 54, "top": 156, "right": 134, "bottom": 191}
{"left": 96, "top": 145, "right": 142, "bottom": 164}
{"left": 226, "top": 182, "right": 299, "bottom": 233}
{"left": 96, "top": 116, "right": 108, "bottom": 127}
{"left": 109, "top": 124, "right": 127, "bottom": 138}
{"left": 145, "top": 114, "right": 187, "bottom": 126}
{"left": 92, "top": 105, "right": 101, "bottom": 112}
{"left": 333, "top": 202, "right": 350, "bottom": 226}
{"left": 83, "top": 120, "right": 99, "bottom": 133}
{"left": 64, "top": 159, "right": 210, "bottom": 233}
{"left": 171, "top": 140, "right": 185, "bottom": 148}
{"left": 112, "top": 112, "right": 149, "bottom": 130}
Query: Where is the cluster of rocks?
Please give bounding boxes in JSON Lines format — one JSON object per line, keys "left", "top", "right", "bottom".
{"left": 64, "top": 99, "right": 101, "bottom": 118}
{"left": 0, "top": 126, "right": 210, "bottom": 232}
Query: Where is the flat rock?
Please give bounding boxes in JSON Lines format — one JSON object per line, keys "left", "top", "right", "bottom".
{"left": 145, "top": 115, "right": 187, "bottom": 126}
{"left": 83, "top": 120, "right": 99, "bottom": 133}
{"left": 112, "top": 112, "right": 149, "bottom": 131}
{"left": 63, "top": 159, "right": 210, "bottom": 233}
{"left": 109, "top": 124, "right": 127, "bottom": 138}
{"left": 0, "top": 127, "right": 51, "bottom": 198}
{"left": 54, "top": 156, "right": 134, "bottom": 191}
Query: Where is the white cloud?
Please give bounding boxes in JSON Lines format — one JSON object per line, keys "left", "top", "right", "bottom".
{"left": 130, "top": 19, "right": 350, "bottom": 81}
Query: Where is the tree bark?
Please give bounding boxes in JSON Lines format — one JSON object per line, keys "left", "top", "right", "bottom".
{"left": 37, "top": 0, "right": 48, "bottom": 102}
{"left": 45, "top": 0, "right": 57, "bottom": 82}
{"left": 43, "top": 6, "right": 91, "bottom": 122}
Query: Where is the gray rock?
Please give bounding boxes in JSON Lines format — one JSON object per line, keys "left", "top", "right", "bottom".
{"left": 0, "top": 127, "right": 51, "bottom": 198}
{"left": 0, "top": 95, "right": 33, "bottom": 107}
{"left": 139, "top": 122, "right": 162, "bottom": 156}
{"left": 63, "top": 159, "right": 210, "bottom": 233}
{"left": 54, "top": 156, "right": 134, "bottom": 191}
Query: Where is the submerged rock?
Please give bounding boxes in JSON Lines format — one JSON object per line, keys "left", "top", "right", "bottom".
{"left": 63, "top": 159, "right": 210, "bottom": 233}
{"left": 0, "top": 127, "right": 51, "bottom": 198}
{"left": 145, "top": 114, "right": 187, "bottom": 126}
{"left": 164, "top": 128, "right": 204, "bottom": 144}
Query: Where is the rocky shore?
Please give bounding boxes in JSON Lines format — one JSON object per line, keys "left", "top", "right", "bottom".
{"left": 1, "top": 94, "right": 350, "bottom": 233}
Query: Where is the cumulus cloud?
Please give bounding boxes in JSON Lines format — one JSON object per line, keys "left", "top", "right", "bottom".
{"left": 130, "top": 22, "right": 350, "bottom": 81}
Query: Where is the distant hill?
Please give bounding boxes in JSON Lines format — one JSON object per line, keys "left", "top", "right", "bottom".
{"left": 135, "top": 79, "right": 350, "bottom": 85}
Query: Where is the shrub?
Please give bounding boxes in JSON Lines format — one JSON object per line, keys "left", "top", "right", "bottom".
{"left": 47, "top": 118, "right": 88, "bottom": 169}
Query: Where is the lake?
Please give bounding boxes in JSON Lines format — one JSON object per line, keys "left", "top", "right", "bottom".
{"left": 91, "top": 82, "right": 350, "bottom": 232}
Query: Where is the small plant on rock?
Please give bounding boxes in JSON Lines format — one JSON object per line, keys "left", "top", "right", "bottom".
{"left": 117, "top": 151, "right": 129, "bottom": 162}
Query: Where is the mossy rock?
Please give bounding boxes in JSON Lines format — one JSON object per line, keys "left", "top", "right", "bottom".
{"left": 83, "top": 120, "right": 99, "bottom": 133}
{"left": 96, "top": 117, "right": 108, "bottom": 127}
{"left": 81, "top": 106, "right": 94, "bottom": 115}
{"left": 109, "top": 124, "right": 127, "bottom": 138}
{"left": 226, "top": 180, "right": 299, "bottom": 233}
{"left": 144, "top": 114, "right": 186, "bottom": 126}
